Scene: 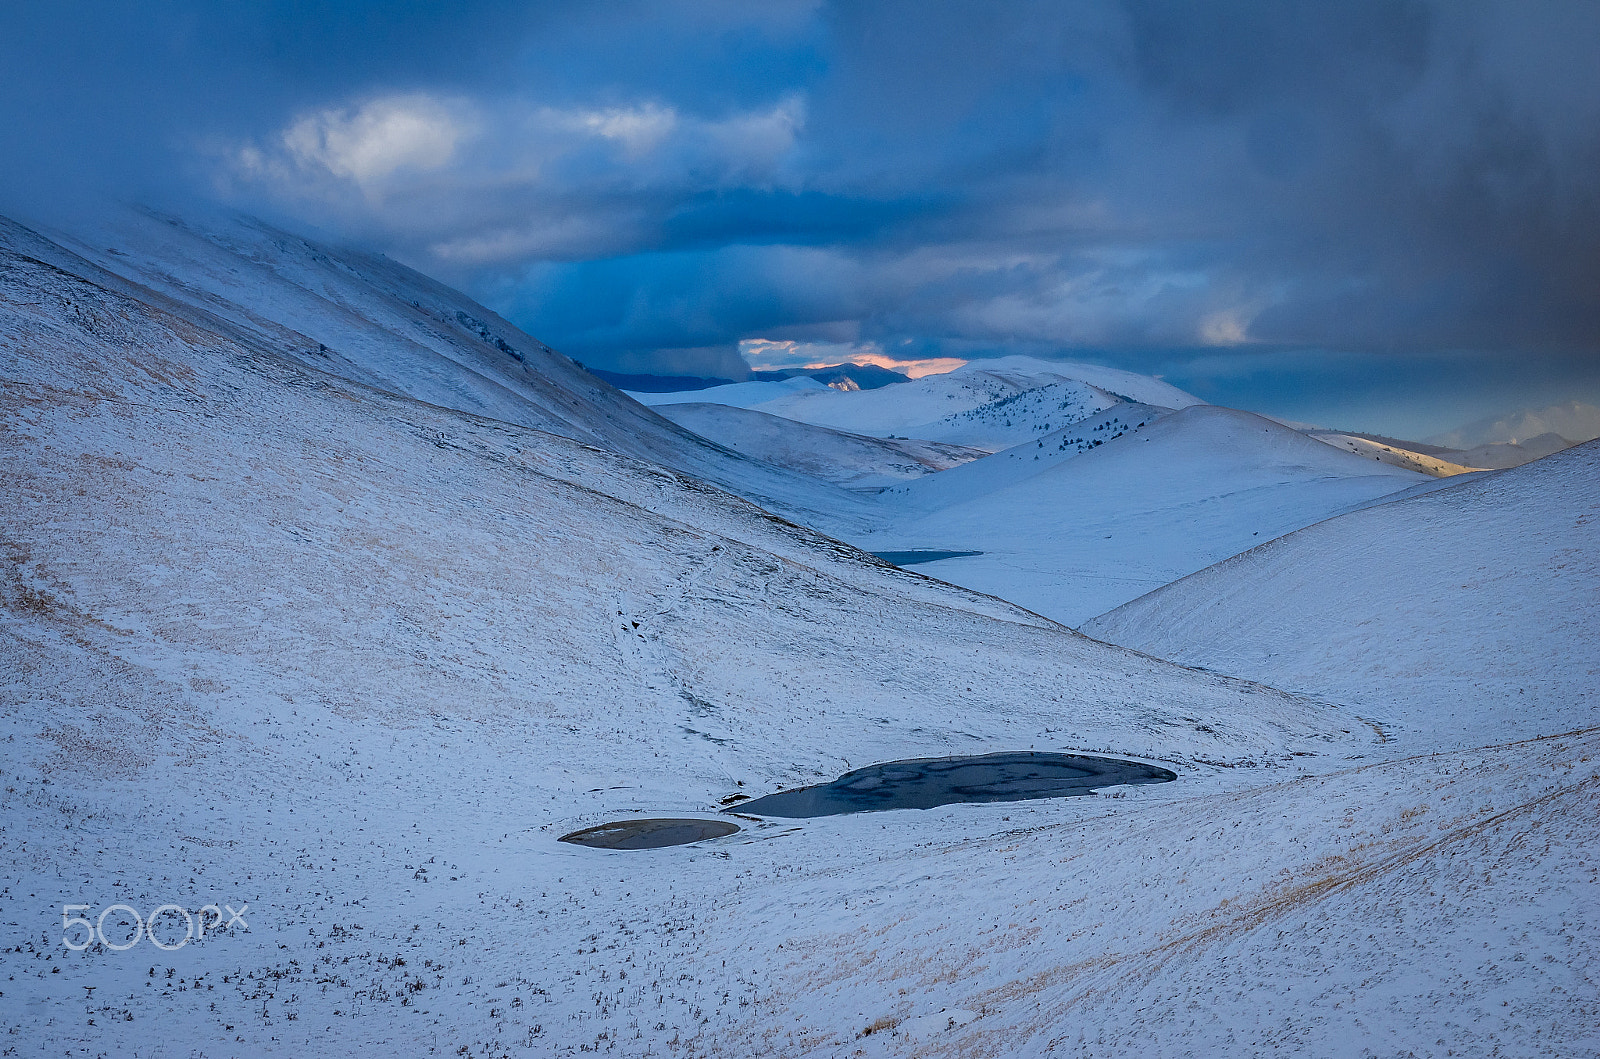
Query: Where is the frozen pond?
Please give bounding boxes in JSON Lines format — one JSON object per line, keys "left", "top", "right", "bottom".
{"left": 870, "top": 549, "right": 983, "bottom": 566}
{"left": 736, "top": 752, "right": 1176, "bottom": 818}
{"left": 559, "top": 818, "right": 740, "bottom": 849}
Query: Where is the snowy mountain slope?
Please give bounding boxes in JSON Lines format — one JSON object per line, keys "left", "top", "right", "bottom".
{"left": 858, "top": 406, "right": 1435, "bottom": 626}
{"left": 2, "top": 216, "right": 1394, "bottom": 1056}
{"left": 895, "top": 377, "right": 1123, "bottom": 451}
{"left": 949, "top": 353, "right": 1207, "bottom": 410}
{"left": 28, "top": 207, "right": 880, "bottom": 531}
{"left": 1306, "top": 431, "right": 1484, "bottom": 475}
{"left": 1273, "top": 419, "right": 1560, "bottom": 475}
{"left": 694, "top": 726, "right": 1600, "bottom": 1058}
{"left": 635, "top": 355, "right": 1200, "bottom": 447}
{"left": 626, "top": 361, "right": 1455, "bottom": 627}
{"left": 879, "top": 403, "right": 1169, "bottom": 513}
{"left": 42, "top": 207, "right": 661, "bottom": 449}
{"left": 4, "top": 215, "right": 1596, "bottom": 1058}
{"left": 1084, "top": 440, "right": 1600, "bottom": 747}
{"left": 653, "top": 374, "right": 1132, "bottom": 458}
{"left": 631, "top": 372, "right": 835, "bottom": 408}
{"left": 652, "top": 401, "right": 988, "bottom": 487}
{"left": 637, "top": 365, "right": 1047, "bottom": 437}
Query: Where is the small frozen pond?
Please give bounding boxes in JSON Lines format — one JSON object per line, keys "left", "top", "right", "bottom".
{"left": 735, "top": 752, "right": 1176, "bottom": 818}
{"left": 559, "top": 818, "right": 739, "bottom": 850}
{"left": 870, "top": 550, "right": 983, "bottom": 566}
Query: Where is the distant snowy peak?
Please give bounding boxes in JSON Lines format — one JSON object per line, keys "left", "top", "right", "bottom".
{"left": 884, "top": 402, "right": 1167, "bottom": 512}
{"left": 902, "top": 378, "right": 1123, "bottom": 450}
{"left": 632, "top": 356, "right": 1195, "bottom": 451}
{"left": 631, "top": 374, "right": 830, "bottom": 409}
{"left": 952, "top": 355, "right": 1207, "bottom": 410}
{"left": 1427, "top": 400, "right": 1600, "bottom": 449}
{"left": 650, "top": 402, "right": 988, "bottom": 488}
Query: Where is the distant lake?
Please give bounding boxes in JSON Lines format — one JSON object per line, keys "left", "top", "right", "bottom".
{"left": 870, "top": 550, "right": 983, "bottom": 566}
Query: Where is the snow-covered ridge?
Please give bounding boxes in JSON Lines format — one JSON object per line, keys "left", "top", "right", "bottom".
{"left": 1305, "top": 431, "right": 1486, "bottom": 476}
{"left": 944, "top": 354, "right": 1207, "bottom": 410}
{"left": 4, "top": 206, "right": 1595, "bottom": 1057}
{"left": 2, "top": 211, "right": 1380, "bottom": 1054}
{"left": 631, "top": 353, "right": 1203, "bottom": 449}
{"left": 651, "top": 401, "right": 989, "bottom": 487}
{"left": 1084, "top": 438, "right": 1600, "bottom": 746}
{"left": 28, "top": 206, "right": 881, "bottom": 531}
{"left": 855, "top": 404, "right": 1436, "bottom": 625}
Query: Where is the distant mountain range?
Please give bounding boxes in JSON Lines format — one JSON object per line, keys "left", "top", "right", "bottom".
{"left": 587, "top": 361, "right": 909, "bottom": 393}
{"left": 1428, "top": 399, "right": 1600, "bottom": 449}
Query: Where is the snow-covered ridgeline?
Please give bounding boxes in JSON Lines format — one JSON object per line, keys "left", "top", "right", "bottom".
{"left": 1083, "top": 437, "right": 1600, "bottom": 747}
{"left": 2, "top": 209, "right": 1595, "bottom": 1057}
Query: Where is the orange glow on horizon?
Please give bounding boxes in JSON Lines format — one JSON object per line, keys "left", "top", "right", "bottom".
{"left": 801, "top": 352, "right": 967, "bottom": 379}
{"left": 740, "top": 337, "right": 966, "bottom": 379}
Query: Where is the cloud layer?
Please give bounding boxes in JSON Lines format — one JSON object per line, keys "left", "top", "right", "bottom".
{"left": 4, "top": 0, "right": 1597, "bottom": 432}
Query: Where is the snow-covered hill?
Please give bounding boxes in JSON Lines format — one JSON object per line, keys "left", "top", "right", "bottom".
{"left": 636, "top": 360, "right": 1459, "bottom": 629}
{"left": 5, "top": 210, "right": 1595, "bottom": 1058}
{"left": 1084, "top": 440, "right": 1600, "bottom": 747}
{"left": 879, "top": 402, "right": 1169, "bottom": 513}
{"left": 1305, "top": 431, "right": 1485, "bottom": 476}
{"left": 635, "top": 354, "right": 1202, "bottom": 449}
{"left": 859, "top": 405, "right": 1437, "bottom": 625}
{"left": 30, "top": 206, "right": 877, "bottom": 531}
{"left": 952, "top": 354, "right": 1208, "bottom": 409}
{"left": 899, "top": 377, "right": 1125, "bottom": 450}
{"left": 652, "top": 401, "right": 988, "bottom": 487}
{"left": 0, "top": 211, "right": 1362, "bottom": 1053}
{"left": 1298, "top": 423, "right": 1580, "bottom": 473}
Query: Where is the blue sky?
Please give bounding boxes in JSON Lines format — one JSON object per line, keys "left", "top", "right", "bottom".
{"left": 4, "top": 0, "right": 1597, "bottom": 437}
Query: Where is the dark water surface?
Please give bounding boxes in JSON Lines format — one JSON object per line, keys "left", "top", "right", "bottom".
{"left": 870, "top": 550, "right": 983, "bottom": 566}
{"left": 736, "top": 752, "right": 1176, "bottom": 818}
{"left": 559, "top": 818, "right": 740, "bottom": 850}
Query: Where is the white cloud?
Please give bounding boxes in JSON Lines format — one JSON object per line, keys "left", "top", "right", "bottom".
{"left": 227, "top": 92, "right": 805, "bottom": 249}
{"left": 537, "top": 95, "right": 803, "bottom": 176}
{"left": 568, "top": 103, "right": 679, "bottom": 156}
{"left": 279, "top": 94, "right": 473, "bottom": 187}
{"left": 700, "top": 95, "right": 804, "bottom": 174}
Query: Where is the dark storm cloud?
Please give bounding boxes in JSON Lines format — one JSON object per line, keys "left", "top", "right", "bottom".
{"left": 4, "top": 0, "right": 1597, "bottom": 428}
{"left": 1110, "top": 0, "right": 1600, "bottom": 354}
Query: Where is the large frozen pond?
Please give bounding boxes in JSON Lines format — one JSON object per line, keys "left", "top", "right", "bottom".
{"left": 736, "top": 752, "right": 1176, "bottom": 818}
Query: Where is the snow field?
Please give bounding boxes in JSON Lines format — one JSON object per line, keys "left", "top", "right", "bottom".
{"left": 3, "top": 209, "right": 1595, "bottom": 1057}
{"left": 1085, "top": 438, "right": 1600, "bottom": 748}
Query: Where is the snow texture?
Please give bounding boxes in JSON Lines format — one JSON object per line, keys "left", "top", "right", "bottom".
{"left": 3, "top": 209, "right": 1596, "bottom": 1058}
{"left": 650, "top": 401, "right": 988, "bottom": 488}
{"left": 633, "top": 355, "right": 1201, "bottom": 449}
{"left": 858, "top": 405, "right": 1438, "bottom": 626}
{"left": 1085, "top": 440, "right": 1600, "bottom": 748}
